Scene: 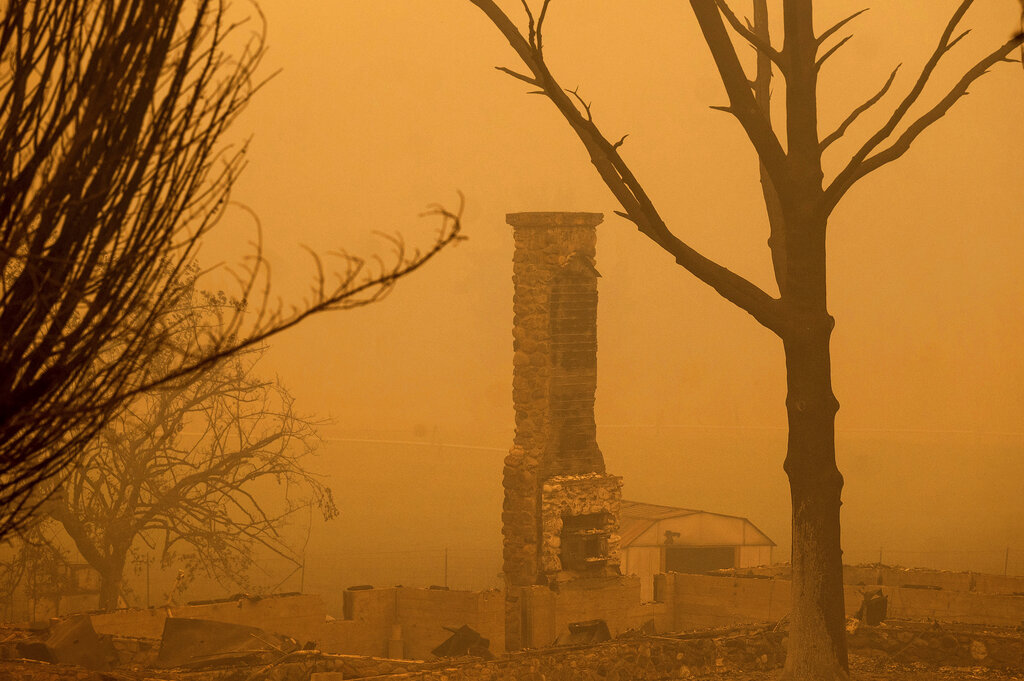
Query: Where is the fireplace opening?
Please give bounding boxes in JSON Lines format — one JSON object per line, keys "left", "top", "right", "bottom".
{"left": 560, "top": 512, "right": 612, "bottom": 572}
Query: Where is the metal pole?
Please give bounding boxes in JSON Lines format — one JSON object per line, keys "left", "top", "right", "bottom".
{"left": 1005, "top": 547, "right": 1010, "bottom": 577}
{"left": 444, "top": 547, "right": 448, "bottom": 588}
{"left": 146, "top": 555, "right": 151, "bottom": 608}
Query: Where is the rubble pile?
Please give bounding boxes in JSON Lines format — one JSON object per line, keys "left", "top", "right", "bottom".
{"left": 3, "top": 610, "right": 1024, "bottom": 680}
{"left": 847, "top": 620, "right": 1024, "bottom": 669}
{"left": 357, "top": 626, "right": 785, "bottom": 681}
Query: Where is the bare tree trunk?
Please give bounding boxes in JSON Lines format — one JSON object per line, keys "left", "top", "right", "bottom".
{"left": 47, "top": 499, "right": 129, "bottom": 611}
{"left": 97, "top": 560, "right": 125, "bottom": 611}
{"left": 465, "top": 3, "right": 1022, "bottom": 679}
{"left": 780, "top": 294, "right": 848, "bottom": 680}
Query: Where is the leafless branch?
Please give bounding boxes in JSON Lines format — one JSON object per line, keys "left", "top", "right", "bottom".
{"left": 43, "top": 285, "right": 336, "bottom": 608}
{"left": 469, "top": 0, "right": 785, "bottom": 333}
{"left": 816, "top": 33, "right": 853, "bottom": 70}
{"left": 819, "top": 65, "right": 900, "bottom": 151}
{"left": 536, "top": 0, "right": 552, "bottom": 54}
{"left": 520, "top": 0, "right": 536, "bottom": 48}
{"left": 495, "top": 65, "right": 540, "bottom": 86}
{"left": 826, "top": 29, "right": 1024, "bottom": 208}
{"left": 566, "top": 86, "right": 593, "bottom": 121}
{"left": 714, "top": 0, "right": 785, "bottom": 69}
{"left": 825, "top": 0, "right": 976, "bottom": 203}
{"left": 816, "top": 8, "right": 868, "bottom": 49}
{"left": 749, "top": 0, "right": 787, "bottom": 299}
{"left": 0, "top": 1, "right": 463, "bottom": 539}
{"left": 689, "top": 0, "right": 790, "bottom": 203}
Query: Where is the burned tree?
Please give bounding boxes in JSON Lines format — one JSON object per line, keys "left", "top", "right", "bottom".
{"left": 468, "top": 1, "right": 1023, "bottom": 678}
{"left": 43, "top": 274, "right": 335, "bottom": 611}
{"left": 0, "top": 526, "right": 71, "bottom": 620}
{"left": 0, "top": 0, "right": 462, "bottom": 539}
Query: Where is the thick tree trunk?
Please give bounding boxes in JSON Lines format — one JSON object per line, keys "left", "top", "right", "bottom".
{"left": 48, "top": 498, "right": 131, "bottom": 611}
{"left": 98, "top": 563, "right": 125, "bottom": 611}
{"left": 781, "top": 321, "right": 848, "bottom": 680}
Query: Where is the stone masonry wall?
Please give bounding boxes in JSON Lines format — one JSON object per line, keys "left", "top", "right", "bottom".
{"left": 503, "top": 212, "right": 606, "bottom": 589}
{"left": 539, "top": 474, "right": 622, "bottom": 581}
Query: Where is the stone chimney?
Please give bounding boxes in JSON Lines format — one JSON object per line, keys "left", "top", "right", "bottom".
{"left": 502, "top": 212, "right": 622, "bottom": 589}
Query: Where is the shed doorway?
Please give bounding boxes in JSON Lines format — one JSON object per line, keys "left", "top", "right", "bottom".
{"left": 665, "top": 546, "right": 735, "bottom": 574}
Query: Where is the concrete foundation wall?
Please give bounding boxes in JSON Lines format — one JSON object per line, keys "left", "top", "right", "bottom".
{"left": 974, "top": 573, "right": 1024, "bottom": 595}
{"left": 91, "top": 588, "right": 505, "bottom": 661}
{"left": 320, "top": 588, "right": 399, "bottom": 657}
{"left": 844, "top": 565, "right": 974, "bottom": 591}
{"left": 85, "top": 571, "right": 1024, "bottom": 665}
{"left": 731, "top": 564, "right": 1024, "bottom": 595}
{"left": 297, "top": 587, "right": 506, "bottom": 660}
{"left": 661, "top": 572, "right": 1024, "bottom": 629}
{"left": 882, "top": 586, "right": 1024, "bottom": 626}
{"left": 396, "top": 588, "right": 505, "bottom": 660}
{"left": 516, "top": 575, "right": 663, "bottom": 649}
{"left": 656, "top": 573, "right": 862, "bottom": 630}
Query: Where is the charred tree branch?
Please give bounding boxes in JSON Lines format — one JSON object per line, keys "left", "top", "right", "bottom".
{"left": 819, "top": 65, "right": 900, "bottom": 152}
{"left": 816, "top": 8, "right": 868, "bottom": 48}
{"left": 714, "top": 0, "right": 786, "bottom": 69}
{"left": 827, "top": 0, "right": 975, "bottom": 202}
{"left": 470, "top": 0, "right": 785, "bottom": 333}
{"left": 690, "top": 0, "right": 791, "bottom": 200}
{"left": 826, "top": 31, "right": 1024, "bottom": 209}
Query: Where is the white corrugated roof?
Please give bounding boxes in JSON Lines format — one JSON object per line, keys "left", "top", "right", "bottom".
{"left": 619, "top": 499, "right": 776, "bottom": 547}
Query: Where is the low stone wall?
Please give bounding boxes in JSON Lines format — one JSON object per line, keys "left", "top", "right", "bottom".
{"left": 110, "top": 635, "right": 159, "bottom": 667}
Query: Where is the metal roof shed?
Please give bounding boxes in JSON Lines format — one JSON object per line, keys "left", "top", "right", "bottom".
{"left": 619, "top": 500, "right": 776, "bottom": 601}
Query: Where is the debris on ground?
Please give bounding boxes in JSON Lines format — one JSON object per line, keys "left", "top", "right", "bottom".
{"left": 155, "top": 616, "right": 298, "bottom": 668}
{"left": 431, "top": 624, "right": 493, "bottom": 659}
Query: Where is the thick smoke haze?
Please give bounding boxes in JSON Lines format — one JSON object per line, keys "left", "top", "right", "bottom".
{"left": 202, "top": 1, "right": 1024, "bottom": 599}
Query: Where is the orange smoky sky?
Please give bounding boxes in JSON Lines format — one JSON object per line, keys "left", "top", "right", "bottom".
{"left": 202, "top": 1, "right": 1024, "bottom": 589}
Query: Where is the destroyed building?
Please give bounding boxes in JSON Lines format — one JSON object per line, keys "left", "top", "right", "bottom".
{"left": 5, "top": 210, "right": 1024, "bottom": 680}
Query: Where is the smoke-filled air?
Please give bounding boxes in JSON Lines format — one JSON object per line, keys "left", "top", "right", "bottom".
{"left": 1, "top": 2, "right": 1022, "bottom": 680}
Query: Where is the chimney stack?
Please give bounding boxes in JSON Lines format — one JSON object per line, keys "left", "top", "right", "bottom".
{"left": 502, "top": 212, "right": 621, "bottom": 589}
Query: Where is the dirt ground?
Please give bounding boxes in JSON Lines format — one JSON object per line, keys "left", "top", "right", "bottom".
{"left": 847, "top": 655, "right": 1024, "bottom": 680}
{"left": 711, "top": 654, "right": 1024, "bottom": 680}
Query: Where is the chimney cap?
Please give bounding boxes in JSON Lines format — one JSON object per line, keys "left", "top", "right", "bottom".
{"left": 506, "top": 212, "right": 603, "bottom": 229}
